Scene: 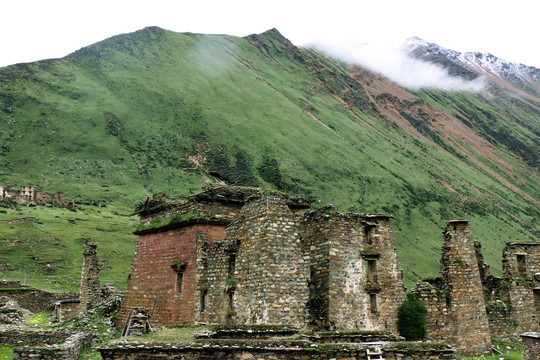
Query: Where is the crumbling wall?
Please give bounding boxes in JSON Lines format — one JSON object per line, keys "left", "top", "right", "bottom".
{"left": 79, "top": 242, "right": 101, "bottom": 312}
{"left": 486, "top": 299, "right": 518, "bottom": 342}
{"left": 0, "top": 330, "right": 93, "bottom": 360}
{"left": 121, "top": 186, "right": 407, "bottom": 332}
{"left": 411, "top": 277, "right": 449, "bottom": 341}
{"left": 0, "top": 184, "right": 71, "bottom": 207}
{"left": 0, "top": 280, "right": 76, "bottom": 314}
{"left": 414, "top": 220, "right": 491, "bottom": 356}
{"left": 439, "top": 220, "right": 491, "bottom": 355}
{"left": 503, "top": 242, "right": 540, "bottom": 334}
{"left": 99, "top": 340, "right": 457, "bottom": 360}
{"left": 193, "top": 234, "right": 229, "bottom": 325}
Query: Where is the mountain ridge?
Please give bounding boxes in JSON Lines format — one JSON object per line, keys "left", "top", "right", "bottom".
{"left": 0, "top": 27, "right": 537, "bottom": 290}
{"left": 403, "top": 36, "right": 540, "bottom": 101}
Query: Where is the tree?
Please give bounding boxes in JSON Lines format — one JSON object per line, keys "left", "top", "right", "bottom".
{"left": 397, "top": 293, "right": 427, "bottom": 340}
{"left": 232, "top": 150, "right": 256, "bottom": 186}
{"left": 257, "top": 153, "right": 283, "bottom": 188}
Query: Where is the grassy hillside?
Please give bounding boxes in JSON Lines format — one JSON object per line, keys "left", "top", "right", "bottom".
{"left": 0, "top": 27, "right": 538, "bottom": 290}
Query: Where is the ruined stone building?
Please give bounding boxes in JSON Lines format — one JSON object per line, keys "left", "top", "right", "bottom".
{"left": 117, "top": 186, "right": 407, "bottom": 333}
{"left": 117, "top": 185, "right": 539, "bottom": 357}
{"left": 0, "top": 184, "right": 70, "bottom": 207}
{"left": 412, "top": 220, "right": 540, "bottom": 356}
{"left": 412, "top": 220, "right": 492, "bottom": 356}
{"left": 489, "top": 242, "right": 540, "bottom": 337}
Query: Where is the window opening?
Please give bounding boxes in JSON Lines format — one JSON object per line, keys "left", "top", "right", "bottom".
{"left": 366, "top": 259, "right": 378, "bottom": 283}
{"left": 200, "top": 289, "right": 207, "bottom": 312}
{"left": 370, "top": 293, "right": 378, "bottom": 313}
{"left": 176, "top": 272, "right": 184, "bottom": 295}
{"left": 365, "top": 226, "right": 374, "bottom": 244}
{"left": 534, "top": 289, "right": 540, "bottom": 313}
{"left": 517, "top": 254, "right": 526, "bottom": 275}
{"left": 227, "top": 253, "right": 236, "bottom": 279}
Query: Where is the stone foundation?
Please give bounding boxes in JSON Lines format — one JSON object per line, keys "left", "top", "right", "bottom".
{"left": 100, "top": 340, "right": 455, "bottom": 360}
{"left": 0, "top": 329, "right": 92, "bottom": 360}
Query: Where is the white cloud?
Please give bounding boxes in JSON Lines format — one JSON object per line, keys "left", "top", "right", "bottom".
{"left": 310, "top": 39, "right": 485, "bottom": 92}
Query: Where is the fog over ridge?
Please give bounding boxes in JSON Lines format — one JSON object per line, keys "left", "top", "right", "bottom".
{"left": 309, "top": 39, "right": 485, "bottom": 91}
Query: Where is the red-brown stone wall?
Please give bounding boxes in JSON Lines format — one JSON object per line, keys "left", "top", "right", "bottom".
{"left": 116, "top": 224, "right": 227, "bottom": 328}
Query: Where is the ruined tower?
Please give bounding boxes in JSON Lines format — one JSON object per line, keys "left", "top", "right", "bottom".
{"left": 440, "top": 220, "right": 491, "bottom": 355}
{"left": 414, "top": 220, "right": 491, "bottom": 356}
{"left": 302, "top": 209, "right": 406, "bottom": 332}
{"left": 79, "top": 242, "right": 101, "bottom": 312}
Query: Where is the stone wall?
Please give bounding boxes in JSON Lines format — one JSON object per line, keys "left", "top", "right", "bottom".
{"left": 117, "top": 223, "right": 228, "bottom": 328}
{"left": 0, "top": 329, "right": 92, "bottom": 360}
{"left": 120, "top": 186, "right": 406, "bottom": 333}
{"left": 302, "top": 209, "right": 405, "bottom": 332}
{"left": 503, "top": 242, "right": 540, "bottom": 335}
{"left": 79, "top": 242, "right": 101, "bottom": 312}
{"left": 411, "top": 277, "right": 449, "bottom": 342}
{"left": 486, "top": 300, "right": 518, "bottom": 342}
{"left": 412, "top": 220, "right": 491, "bottom": 356}
{"left": 0, "top": 280, "right": 77, "bottom": 314}
{"left": 232, "top": 195, "right": 309, "bottom": 328}
{"left": 12, "top": 332, "right": 91, "bottom": 360}
{"left": 521, "top": 332, "right": 540, "bottom": 360}
{"left": 100, "top": 340, "right": 456, "bottom": 360}
{"left": 56, "top": 299, "right": 82, "bottom": 322}
{"left": 439, "top": 220, "right": 491, "bottom": 355}
{"left": 0, "top": 184, "right": 71, "bottom": 207}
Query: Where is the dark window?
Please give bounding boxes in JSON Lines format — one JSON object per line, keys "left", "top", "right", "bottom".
{"left": 370, "top": 293, "right": 377, "bottom": 313}
{"left": 366, "top": 259, "right": 378, "bottom": 283}
{"left": 227, "top": 254, "right": 236, "bottom": 278}
{"left": 365, "top": 226, "right": 374, "bottom": 244}
{"left": 176, "top": 272, "right": 184, "bottom": 295}
{"left": 200, "top": 290, "right": 207, "bottom": 312}
{"left": 534, "top": 289, "right": 540, "bottom": 312}
{"left": 517, "top": 254, "right": 526, "bottom": 275}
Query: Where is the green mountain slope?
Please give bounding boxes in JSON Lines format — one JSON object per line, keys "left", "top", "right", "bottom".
{"left": 0, "top": 27, "right": 538, "bottom": 290}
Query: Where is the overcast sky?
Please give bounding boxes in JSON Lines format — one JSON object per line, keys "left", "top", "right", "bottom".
{"left": 1, "top": 0, "right": 539, "bottom": 69}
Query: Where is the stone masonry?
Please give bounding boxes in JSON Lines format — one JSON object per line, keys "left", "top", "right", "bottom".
{"left": 412, "top": 220, "right": 491, "bottom": 356}
{"left": 502, "top": 242, "right": 540, "bottom": 334}
{"left": 79, "top": 242, "right": 101, "bottom": 312}
{"left": 117, "top": 186, "right": 406, "bottom": 333}
{"left": 472, "top": 241, "right": 540, "bottom": 341}
{"left": 521, "top": 332, "right": 540, "bottom": 360}
{"left": 302, "top": 207, "right": 405, "bottom": 332}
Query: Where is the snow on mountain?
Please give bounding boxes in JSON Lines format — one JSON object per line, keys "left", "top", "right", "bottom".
{"left": 403, "top": 37, "right": 540, "bottom": 98}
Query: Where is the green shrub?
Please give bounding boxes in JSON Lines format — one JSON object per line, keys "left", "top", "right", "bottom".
{"left": 397, "top": 293, "right": 427, "bottom": 340}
